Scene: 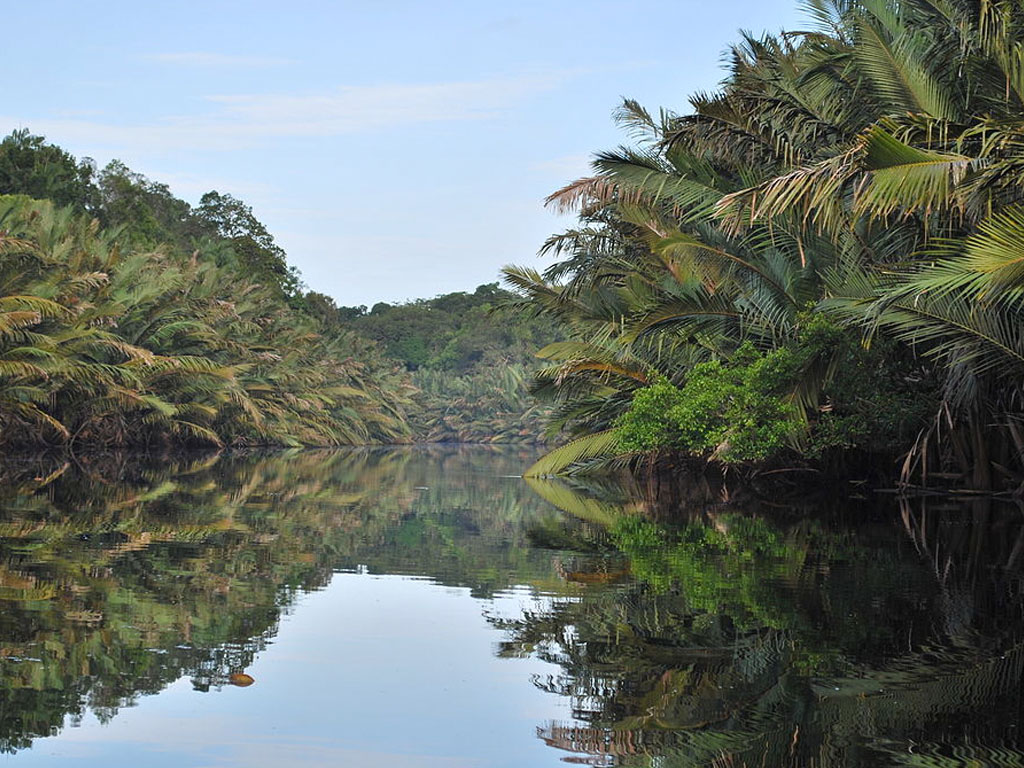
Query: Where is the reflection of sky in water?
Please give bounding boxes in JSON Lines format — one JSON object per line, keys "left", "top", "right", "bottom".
{"left": 7, "top": 574, "right": 574, "bottom": 767}
{"left": 1, "top": 448, "right": 1018, "bottom": 767}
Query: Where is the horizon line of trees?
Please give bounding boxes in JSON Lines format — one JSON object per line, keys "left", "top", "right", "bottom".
{"left": 0, "top": 130, "right": 562, "bottom": 448}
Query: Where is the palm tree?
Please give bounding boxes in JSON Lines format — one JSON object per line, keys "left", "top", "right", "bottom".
{"left": 512, "top": 0, "right": 1024, "bottom": 485}
{"left": 716, "top": 0, "right": 1024, "bottom": 486}
{"left": 0, "top": 195, "right": 413, "bottom": 449}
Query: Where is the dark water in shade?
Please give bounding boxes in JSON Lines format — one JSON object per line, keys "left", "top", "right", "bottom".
{"left": 0, "top": 447, "right": 1020, "bottom": 767}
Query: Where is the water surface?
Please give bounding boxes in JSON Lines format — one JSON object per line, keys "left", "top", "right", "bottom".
{"left": 0, "top": 447, "right": 1019, "bottom": 767}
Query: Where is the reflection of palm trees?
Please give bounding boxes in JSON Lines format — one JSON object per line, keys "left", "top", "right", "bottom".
{"left": 537, "top": 722, "right": 663, "bottom": 764}
{"left": 0, "top": 446, "right": 562, "bottom": 753}
{"left": 516, "top": 478, "right": 1024, "bottom": 767}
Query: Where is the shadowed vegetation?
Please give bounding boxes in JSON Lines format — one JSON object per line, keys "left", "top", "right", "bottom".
{"left": 511, "top": 474, "right": 1024, "bottom": 767}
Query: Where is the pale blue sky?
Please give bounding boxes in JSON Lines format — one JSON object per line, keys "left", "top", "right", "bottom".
{"left": 5, "top": 1, "right": 804, "bottom": 306}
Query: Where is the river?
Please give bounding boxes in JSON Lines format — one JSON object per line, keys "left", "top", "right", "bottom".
{"left": 0, "top": 446, "right": 1019, "bottom": 766}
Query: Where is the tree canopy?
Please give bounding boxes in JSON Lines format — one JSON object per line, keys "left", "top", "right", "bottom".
{"left": 511, "top": 0, "right": 1024, "bottom": 488}
{"left": 0, "top": 135, "right": 414, "bottom": 449}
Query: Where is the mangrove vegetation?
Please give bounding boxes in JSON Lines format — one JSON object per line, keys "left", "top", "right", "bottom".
{"left": 0, "top": 132, "right": 555, "bottom": 449}
{"left": 511, "top": 0, "right": 1024, "bottom": 490}
{"left": 6, "top": 0, "right": 1024, "bottom": 490}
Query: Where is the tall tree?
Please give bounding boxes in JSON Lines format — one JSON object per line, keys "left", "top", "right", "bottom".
{"left": 195, "top": 191, "right": 300, "bottom": 298}
{"left": 0, "top": 130, "right": 97, "bottom": 210}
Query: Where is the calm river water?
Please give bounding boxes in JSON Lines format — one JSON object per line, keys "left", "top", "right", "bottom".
{"left": 0, "top": 446, "right": 1019, "bottom": 766}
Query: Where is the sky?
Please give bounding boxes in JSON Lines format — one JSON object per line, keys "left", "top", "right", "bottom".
{"left": 4, "top": 1, "right": 805, "bottom": 307}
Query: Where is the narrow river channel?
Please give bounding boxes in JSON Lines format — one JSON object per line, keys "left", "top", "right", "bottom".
{"left": 0, "top": 446, "right": 1019, "bottom": 766}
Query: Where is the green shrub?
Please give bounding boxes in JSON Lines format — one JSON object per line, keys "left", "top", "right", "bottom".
{"left": 797, "top": 316, "right": 937, "bottom": 459}
{"left": 616, "top": 344, "right": 799, "bottom": 463}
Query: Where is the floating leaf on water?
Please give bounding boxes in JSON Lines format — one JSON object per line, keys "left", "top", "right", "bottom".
{"left": 563, "top": 568, "right": 630, "bottom": 585}
{"left": 228, "top": 673, "right": 255, "bottom": 687}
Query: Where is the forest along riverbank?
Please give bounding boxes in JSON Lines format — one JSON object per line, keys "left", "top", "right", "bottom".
{"left": 0, "top": 130, "right": 560, "bottom": 453}
{"left": 7, "top": 5, "right": 1024, "bottom": 492}
{"left": 501, "top": 3, "right": 1024, "bottom": 492}
{"left": 0, "top": 446, "right": 1018, "bottom": 767}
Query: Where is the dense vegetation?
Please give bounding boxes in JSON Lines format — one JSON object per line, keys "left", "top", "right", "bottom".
{"left": 0, "top": 129, "right": 565, "bottom": 447}
{"left": 0, "top": 131, "right": 418, "bottom": 449}
{"left": 9, "top": 0, "right": 1024, "bottom": 478}
{"left": 336, "top": 285, "right": 557, "bottom": 442}
{"left": 513, "top": 0, "right": 1024, "bottom": 489}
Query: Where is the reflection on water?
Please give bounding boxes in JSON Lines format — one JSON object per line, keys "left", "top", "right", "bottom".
{"left": 0, "top": 448, "right": 1019, "bottom": 766}
{"left": 525, "top": 477, "right": 1024, "bottom": 767}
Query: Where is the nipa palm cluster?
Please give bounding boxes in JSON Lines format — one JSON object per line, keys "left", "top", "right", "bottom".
{"left": 511, "top": 0, "right": 1024, "bottom": 488}
{"left": 0, "top": 197, "right": 412, "bottom": 449}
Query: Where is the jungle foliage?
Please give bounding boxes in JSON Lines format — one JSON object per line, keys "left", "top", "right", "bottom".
{"left": 0, "top": 129, "right": 557, "bottom": 447}
{"left": 337, "top": 284, "right": 558, "bottom": 443}
{"left": 511, "top": 0, "right": 1024, "bottom": 488}
{"left": 0, "top": 132, "right": 414, "bottom": 448}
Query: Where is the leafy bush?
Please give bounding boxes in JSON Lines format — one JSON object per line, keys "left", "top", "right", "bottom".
{"left": 797, "top": 316, "right": 937, "bottom": 460}
{"left": 614, "top": 315, "right": 937, "bottom": 467}
{"left": 616, "top": 344, "right": 799, "bottom": 463}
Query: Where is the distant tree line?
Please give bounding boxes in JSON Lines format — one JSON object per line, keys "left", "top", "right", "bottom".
{"left": 332, "top": 284, "right": 558, "bottom": 442}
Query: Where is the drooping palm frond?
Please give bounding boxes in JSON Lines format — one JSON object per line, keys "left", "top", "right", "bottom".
{"left": 0, "top": 196, "right": 415, "bottom": 449}
{"left": 503, "top": 0, "right": 1024, "bottom": 483}
{"left": 524, "top": 429, "right": 624, "bottom": 477}
{"left": 851, "top": 0, "right": 958, "bottom": 119}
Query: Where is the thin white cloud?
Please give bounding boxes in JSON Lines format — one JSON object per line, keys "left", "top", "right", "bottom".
{"left": 146, "top": 52, "right": 294, "bottom": 68}
{"left": 208, "top": 76, "right": 548, "bottom": 130}
{"left": 1, "top": 73, "right": 570, "bottom": 153}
